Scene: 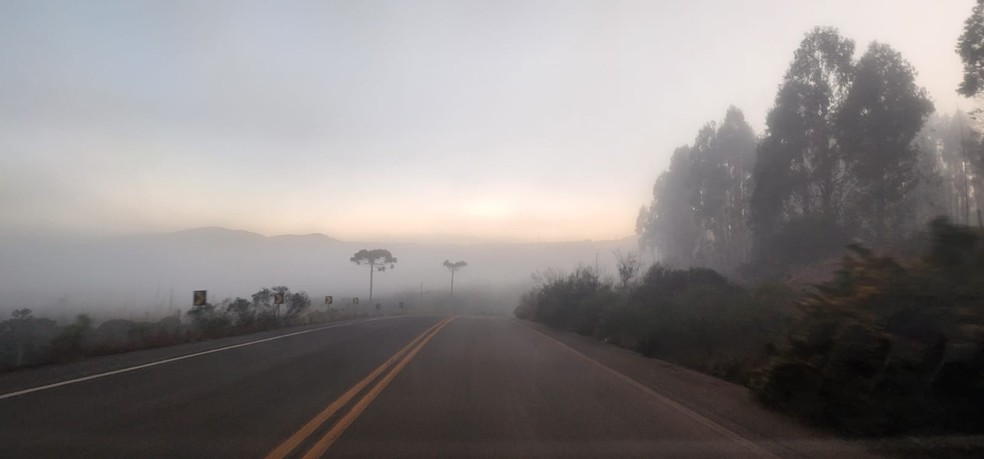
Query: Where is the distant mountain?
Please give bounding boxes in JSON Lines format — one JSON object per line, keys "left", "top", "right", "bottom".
{"left": 270, "top": 233, "right": 338, "bottom": 242}
{"left": 148, "top": 226, "right": 267, "bottom": 240}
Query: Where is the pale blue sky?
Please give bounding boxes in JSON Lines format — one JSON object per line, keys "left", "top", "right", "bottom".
{"left": 0, "top": 0, "right": 974, "bottom": 242}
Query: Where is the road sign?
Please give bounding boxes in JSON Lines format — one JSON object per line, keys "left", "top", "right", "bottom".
{"left": 274, "top": 292, "right": 284, "bottom": 305}
{"left": 325, "top": 295, "right": 333, "bottom": 305}
{"left": 193, "top": 290, "right": 207, "bottom": 306}
{"left": 353, "top": 297, "right": 359, "bottom": 304}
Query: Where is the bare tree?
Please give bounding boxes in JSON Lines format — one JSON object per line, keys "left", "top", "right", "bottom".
{"left": 612, "top": 249, "right": 641, "bottom": 289}
{"left": 350, "top": 249, "right": 397, "bottom": 302}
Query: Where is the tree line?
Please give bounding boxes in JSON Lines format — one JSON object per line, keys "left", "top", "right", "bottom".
{"left": 521, "top": 13, "right": 984, "bottom": 437}
{"left": 637, "top": 26, "right": 983, "bottom": 279}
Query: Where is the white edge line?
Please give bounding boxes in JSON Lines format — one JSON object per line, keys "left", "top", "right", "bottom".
{"left": 0, "top": 316, "right": 396, "bottom": 400}
{"left": 517, "top": 320, "right": 780, "bottom": 459}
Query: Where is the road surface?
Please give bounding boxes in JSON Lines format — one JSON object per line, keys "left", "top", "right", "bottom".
{"left": 0, "top": 315, "right": 867, "bottom": 458}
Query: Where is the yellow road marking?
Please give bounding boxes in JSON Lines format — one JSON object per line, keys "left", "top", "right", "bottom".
{"left": 518, "top": 320, "right": 780, "bottom": 459}
{"left": 301, "top": 317, "right": 456, "bottom": 459}
{"left": 265, "top": 318, "right": 451, "bottom": 459}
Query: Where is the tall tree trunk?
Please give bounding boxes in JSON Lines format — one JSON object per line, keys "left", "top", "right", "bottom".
{"left": 964, "top": 165, "right": 972, "bottom": 225}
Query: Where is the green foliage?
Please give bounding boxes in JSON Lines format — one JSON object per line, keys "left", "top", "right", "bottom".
{"left": 837, "top": 42, "right": 934, "bottom": 242}
{"left": 752, "top": 218, "right": 984, "bottom": 435}
{"left": 0, "top": 285, "right": 328, "bottom": 373}
{"left": 49, "top": 314, "right": 93, "bottom": 362}
{"left": 517, "top": 264, "right": 794, "bottom": 384}
{"left": 958, "top": 0, "right": 984, "bottom": 97}
{"left": 523, "top": 267, "right": 610, "bottom": 333}
{"left": 641, "top": 107, "right": 757, "bottom": 275}
{"left": 226, "top": 297, "right": 255, "bottom": 327}
{"left": 522, "top": 219, "right": 983, "bottom": 436}
{"left": 284, "top": 291, "right": 311, "bottom": 320}
{"left": 0, "top": 309, "right": 57, "bottom": 370}
{"left": 751, "top": 27, "right": 855, "bottom": 252}
{"left": 187, "top": 303, "right": 231, "bottom": 338}
{"left": 746, "top": 28, "right": 934, "bottom": 273}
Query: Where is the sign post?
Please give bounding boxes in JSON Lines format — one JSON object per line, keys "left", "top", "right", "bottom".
{"left": 193, "top": 290, "right": 207, "bottom": 306}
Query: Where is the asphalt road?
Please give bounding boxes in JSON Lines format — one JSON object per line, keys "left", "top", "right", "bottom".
{"left": 0, "top": 315, "right": 861, "bottom": 458}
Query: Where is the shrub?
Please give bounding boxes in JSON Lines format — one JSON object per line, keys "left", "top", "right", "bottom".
{"left": 752, "top": 218, "right": 984, "bottom": 435}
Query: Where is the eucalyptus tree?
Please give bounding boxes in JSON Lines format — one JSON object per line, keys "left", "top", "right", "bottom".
{"left": 836, "top": 42, "right": 933, "bottom": 242}
{"left": 751, "top": 27, "right": 855, "bottom": 266}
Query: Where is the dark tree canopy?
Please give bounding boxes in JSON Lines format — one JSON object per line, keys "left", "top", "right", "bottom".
{"left": 443, "top": 260, "right": 467, "bottom": 271}
{"left": 958, "top": 0, "right": 984, "bottom": 97}
{"left": 751, "top": 27, "right": 855, "bottom": 241}
{"left": 638, "top": 26, "right": 941, "bottom": 277}
{"left": 747, "top": 27, "right": 933, "bottom": 272}
{"left": 350, "top": 249, "right": 398, "bottom": 271}
{"left": 837, "top": 42, "right": 934, "bottom": 241}
{"left": 351, "top": 249, "right": 397, "bottom": 301}
{"left": 641, "top": 107, "right": 756, "bottom": 274}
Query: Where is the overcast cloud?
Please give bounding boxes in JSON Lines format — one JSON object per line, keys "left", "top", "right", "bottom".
{"left": 0, "top": 0, "right": 974, "bottom": 242}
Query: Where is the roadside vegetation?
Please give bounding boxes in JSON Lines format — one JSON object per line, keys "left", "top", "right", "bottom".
{"left": 0, "top": 285, "right": 333, "bottom": 373}
{"left": 517, "top": 218, "right": 984, "bottom": 437}
{"left": 520, "top": 11, "right": 984, "bottom": 437}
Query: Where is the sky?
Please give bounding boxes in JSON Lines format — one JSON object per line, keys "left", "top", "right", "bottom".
{"left": 0, "top": 0, "right": 976, "bottom": 243}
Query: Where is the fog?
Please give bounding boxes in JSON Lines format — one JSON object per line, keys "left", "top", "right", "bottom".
{"left": 0, "top": 227, "right": 636, "bottom": 321}
{"left": 3, "top": 1, "right": 984, "bottom": 445}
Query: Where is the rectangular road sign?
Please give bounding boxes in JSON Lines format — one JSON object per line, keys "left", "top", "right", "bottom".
{"left": 274, "top": 292, "right": 284, "bottom": 305}
{"left": 325, "top": 295, "right": 333, "bottom": 305}
{"left": 193, "top": 290, "right": 207, "bottom": 306}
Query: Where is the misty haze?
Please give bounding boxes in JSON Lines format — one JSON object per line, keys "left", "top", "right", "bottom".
{"left": 2, "top": 1, "right": 984, "bottom": 458}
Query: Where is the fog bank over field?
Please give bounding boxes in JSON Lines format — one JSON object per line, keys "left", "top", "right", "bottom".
{"left": 0, "top": 227, "right": 637, "bottom": 322}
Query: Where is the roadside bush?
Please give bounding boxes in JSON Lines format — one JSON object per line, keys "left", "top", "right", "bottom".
{"left": 752, "top": 218, "right": 984, "bottom": 435}
{"left": 0, "top": 309, "right": 57, "bottom": 370}
{"left": 517, "top": 264, "right": 795, "bottom": 385}
{"left": 48, "top": 314, "right": 93, "bottom": 362}
{"left": 0, "top": 285, "right": 333, "bottom": 374}
{"left": 528, "top": 267, "right": 610, "bottom": 332}
{"left": 187, "top": 303, "right": 233, "bottom": 338}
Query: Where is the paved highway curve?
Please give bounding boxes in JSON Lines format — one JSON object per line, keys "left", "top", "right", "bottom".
{"left": 1, "top": 315, "right": 864, "bottom": 458}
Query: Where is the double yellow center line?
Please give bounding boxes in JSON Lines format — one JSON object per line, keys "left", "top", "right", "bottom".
{"left": 265, "top": 317, "right": 455, "bottom": 459}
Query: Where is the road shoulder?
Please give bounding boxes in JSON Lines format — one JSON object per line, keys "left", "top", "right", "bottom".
{"left": 517, "top": 319, "right": 874, "bottom": 458}
{"left": 0, "top": 316, "right": 400, "bottom": 395}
